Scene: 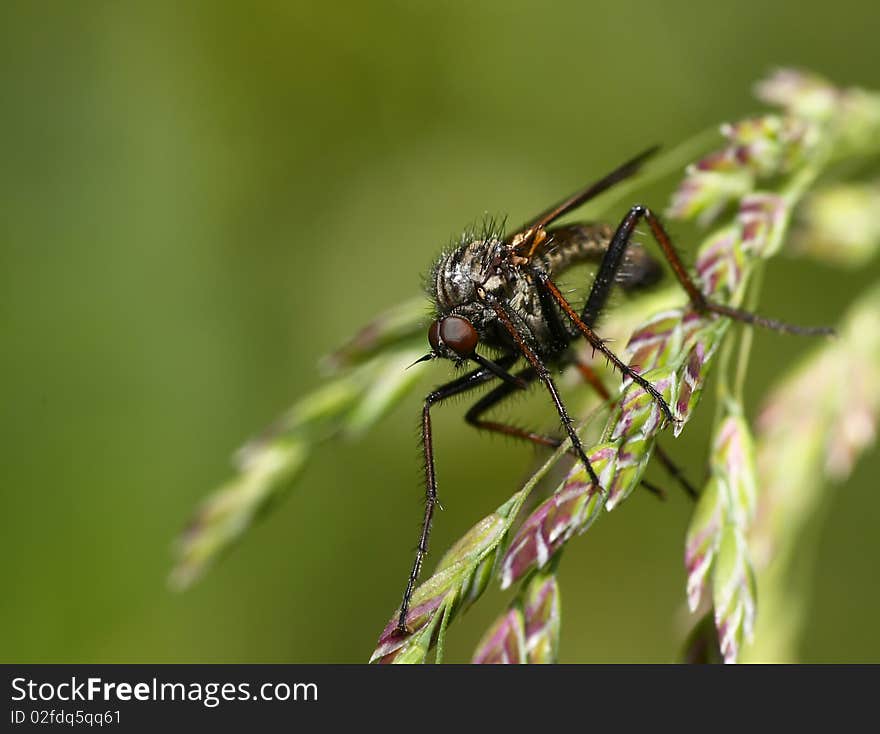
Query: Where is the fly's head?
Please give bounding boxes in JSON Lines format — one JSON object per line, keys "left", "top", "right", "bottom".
{"left": 425, "top": 232, "right": 516, "bottom": 365}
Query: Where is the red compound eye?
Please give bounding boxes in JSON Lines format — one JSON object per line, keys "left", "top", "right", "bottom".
{"left": 439, "top": 316, "right": 478, "bottom": 356}
{"left": 428, "top": 320, "right": 442, "bottom": 353}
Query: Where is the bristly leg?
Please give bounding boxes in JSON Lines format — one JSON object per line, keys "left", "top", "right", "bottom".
{"left": 595, "top": 205, "right": 834, "bottom": 337}
{"left": 703, "top": 301, "right": 834, "bottom": 336}
{"left": 397, "top": 359, "right": 516, "bottom": 633}
{"left": 484, "top": 294, "right": 603, "bottom": 491}
{"left": 467, "top": 364, "right": 694, "bottom": 499}
{"left": 465, "top": 366, "right": 558, "bottom": 447}
{"left": 530, "top": 204, "right": 834, "bottom": 440}
{"left": 534, "top": 272, "right": 678, "bottom": 424}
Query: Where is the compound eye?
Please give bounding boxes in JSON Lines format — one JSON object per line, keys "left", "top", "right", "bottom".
{"left": 428, "top": 320, "right": 442, "bottom": 353}
{"left": 439, "top": 316, "right": 478, "bottom": 356}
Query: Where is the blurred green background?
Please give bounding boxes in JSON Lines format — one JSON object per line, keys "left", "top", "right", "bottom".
{"left": 2, "top": 1, "right": 879, "bottom": 663}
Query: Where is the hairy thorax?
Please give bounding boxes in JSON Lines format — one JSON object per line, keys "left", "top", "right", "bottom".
{"left": 431, "top": 237, "right": 552, "bottom": 354}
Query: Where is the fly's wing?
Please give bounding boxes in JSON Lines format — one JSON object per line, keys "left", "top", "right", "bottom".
{"left": 506, "top": 146, "right": 660, "bottom": 254}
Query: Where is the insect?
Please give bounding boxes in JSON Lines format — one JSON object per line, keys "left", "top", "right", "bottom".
{"left": 397, "top": 147, "right": 831, "bottom": 633}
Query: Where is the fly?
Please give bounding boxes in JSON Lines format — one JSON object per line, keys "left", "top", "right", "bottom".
{"left": 397, "top": 147, "right": 831, "bottom": 633}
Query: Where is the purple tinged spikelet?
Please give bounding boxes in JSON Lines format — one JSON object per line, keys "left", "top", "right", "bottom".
{"left": 472, "top": 608, "right": 527, "bottom": 665}
{"left": 684, "top": 478, "right": 723, "bottom": 612}
{"left": 523, "top": 573, "right": 561, "bottom": 664}
{"left": 712, "top": 524, "right": 757, "bottom": 664}
{"left": 500, "top": 450, "right": 613, "bottom": 589}
{"left": 474, "top": 572, "right": 560, "bottom": 664}
{"left": 713, "top": 416, "right": 758, "bottom": 527}
{"left": 739, "top": 192, "right": 788, "bottom": 258}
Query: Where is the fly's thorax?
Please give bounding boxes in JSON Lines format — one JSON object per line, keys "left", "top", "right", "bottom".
{"left": 432, "top": 236, "right": 511, "bottom": 312}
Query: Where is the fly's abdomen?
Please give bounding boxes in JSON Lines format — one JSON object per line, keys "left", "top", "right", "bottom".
{"left": 540, "top": 224, "right": 614, "bottom": 276}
